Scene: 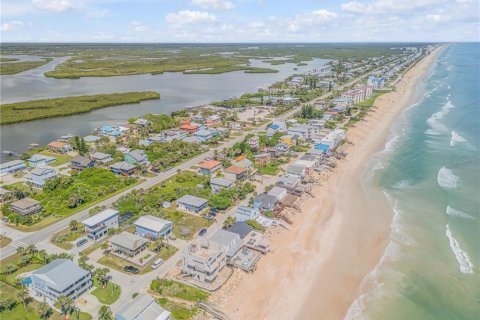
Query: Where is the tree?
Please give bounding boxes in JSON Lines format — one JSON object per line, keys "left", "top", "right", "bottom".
{"left": 94, "top": 267, "right": 110, "bottom": 288}
{"left": 1, "top": 297, "right": 17, "bottom": 311}
{"left": 39, "top": 299, "right": 51, "bottom": 319}
{"left": 98, "top": 305, "right": 114, "bottom": 320}
{"left": 69, "top": 220, "right": 79, "bottom": 231}
{"left": 17, "top": 288, "right": 29, "bottom": 308}
{"left": 223, "top": 216, "right": 235, "bottom": 229}
{"left": 26, "top": 243, "right": 37, "bottom": 257}
{"left": 54, "top": 295, "right": 73, "bottom": 319}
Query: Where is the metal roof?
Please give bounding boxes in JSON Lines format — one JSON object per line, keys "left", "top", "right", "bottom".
{"left": 11, "top": 197, "right": 40, "bottom": 209}
{"left": 134, "top": 215, "right": 172, "bottom": 233}
{"left": 115, "top": 294, "right": 170, "bottom": 320}
{"left": 31, "top": 259, "right": 89, "bottom": 292}
{"left": 177, "top": 194, "right": 208, "bottom": 207}
{"left": 109, "top": 231, "right": 147, "bottom": 251}
{"left": 210, "top": 177, "right": 234, "bottom": 187}
{"left": 82, "top": 208, "right": 119, "bottom": 227}
{"left": 208, "top": 229, "right": 241, "bottom": 257}
{"left": 227, "top": 222, "right": 253, "bottom": 239}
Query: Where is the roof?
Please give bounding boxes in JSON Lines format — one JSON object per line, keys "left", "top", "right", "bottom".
{"left": 31, "top": 259, "right": 89, "bottom": 292}
{"left": 227, "top": 222, "right": 253, "bottom": 239}
{"left": 225, "top": 166, "right": 247, "bottom": 175}
{"left": 110, "top": 231, "right": 147, "bottom": 251}
{"left": 91, "top": 152, "right": 112, "bottom": 160}
{"left": 0, "top": 160, "right": 26, "bottom": 169}
{"left": 83, "top": 135, "right": 101, "bottom": 142}
{"left": 180, "top": 123, "right": 199, "bottom": 130}
{"left": 210, "top": 177, "right": 234, "bottom": 187}
{"left": 30, "top": 166, "right": 55, "bottom": 176}
{"left": 134, "top": 215, "right": 172, "bottom": 233}
{"left": 287, "top": 164, "right": 306, "bottom": 175}
{"left": 116, "top": 294, "right": 170, "bottom": 320}
{"left": 254, "top": 193, "right": 278, "bottom": 207}
{"left": 110, "top": 161, "right": 136, "bottom": 171}
{"left": 28, "top": 154, "right": 55, "bottom": 162}
{"left": 277, "top": 174, "right": 301, "bottom": 186}
{"left": 71, "top": 155, "right": 92, "bottom": 166}
{"left": 126, "top": 149, "right": 147, "bottom": 162}
{"left": 82, "top": 208, "right": 119, "bottom": 227}
{"left": 0, "top": 187, "right": 11, "bottom": 196}
{"left": 177, "top": 195, "right": 208, "bottom": 207}
{"left": 198, "top": 160, "right": 221, "bottom": 170}
{"left": 268, "top": 186, "right": 287, "bottom": 198}
{"left": 208, "top": 229, "right": 241, "bottom": 257}
{"left": 194, "top": 128, "right": 216, "bottom": 137}
{"left": 11, "top": 197, "right": 40, "bottom": 209}
{"left": 295, "top": 159, "right": 316, "bottom": 168}
{"left": 48, "top": 141, "right": 67, "bottom": 148}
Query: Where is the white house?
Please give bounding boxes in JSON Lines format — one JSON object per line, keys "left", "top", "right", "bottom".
{"left": 235, "top": 206, "right": 260, "bottom": 222}
{"left": 24, "top": 167, "right": 57, "bottom": 189}
{"left": 267, "top": 186, "right": 287, "bottom": 201}
{"left": 82, "top": 208, "right": 119, "bottom": 240}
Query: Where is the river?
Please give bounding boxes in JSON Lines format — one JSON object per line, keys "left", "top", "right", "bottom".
{"left": 0, "top": 56, "right": 328, "bottom": 162}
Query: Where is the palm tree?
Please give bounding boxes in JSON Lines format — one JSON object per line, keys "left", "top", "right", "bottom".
{"left": 5, "top": 264, "right": 17, "bottom": 275}
{"left": 54, "top": 295, "right": 73, "bottom": 319}
{"left": 17, "top": 288, "right": 28, "bottom": 308}
{"left": 69, "top": 220, "right": 79, "bottom": 231}
{"left": 39, "top": 299, "right": 50, "bottom": 320}
{"left": 26, "top": 243, "right": 37, "bottom": 257}
{"left": 98, "top": 305, "right": 114, "bottom": 320}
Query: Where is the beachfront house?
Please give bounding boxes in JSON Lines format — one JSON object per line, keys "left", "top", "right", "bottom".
{"left": 208, "top": 229, "right": 242, "bottom": 260}
{"left": 277, "top": 174, "right": 301, "bottom": 191}
{"left": 29, "top": 259, "right": 92, "bottom": 305}
{"left": 224, "top": 166, "right": 247, "bottom": 181}
{"left": 287, "top": 164, "right": 307, "bottom": 178}
{"left": 294, "top": 160, "right": 315, "bottom": 176}
{"left": 210, "top": 177, "right": 234, "bottom": 194}
{"left": 134, "top": 215, "right": 173, "bottom": 240}
{"left": 124, "top": 149, "right": 149, "bottom": 166}
{"left": 69, "top": 155, "right": 95, "bottom": 171}
{"left": 177, "top": 195, "right": 208, "bottom": 214}
{"left": 198, "top": 160, "right": 222, "bottom": 175}
{"left": 287, "top": 124, "right": 317, "bottom": 140}
{"left": 227, "top": 222, "right": 254, "bottom": 239}
{"left": 367, "top": 75, "right": 385, "bottom": 90}
{"left": 47, "top": 141, "right": 72, "bottom": 154}
{"left": 0, "top": 160, "right": 27, "bottom": 175}
{"left": 91, "top": 152, "right": 114, "bottom": 164}
{"left": 115, "top": 294, "right": 171, "bottom": 320}
{"left": 100, "top": 125, "right": 122, "bottom": 137}
{"left": 10, "top": 197, "right": 43, "bottom": 216}
{"left": 253, "top": 193, "right": 278, "bottom": 212}
{"left": 27, "top": 154, "right": 56, "bottom": 168}
{"left": 109, "top": 231, "right": 148, "bottom": 258}
{"left": 267, "top": 186, "right": 288, "bottom": 202}
{"left": 24, "top": 167, "right": 57, "bottom": 189}
{"left": 82, "top": 208, "right": 119, "bottom": 241}
{"left": 109, "top": 161, "right": 136, "bottom": 176}
{"left": 235, "top": 206, "right": 260, "bottom": 222}
{"left": 181, "top": 238, "right": 226, "bottom": 283}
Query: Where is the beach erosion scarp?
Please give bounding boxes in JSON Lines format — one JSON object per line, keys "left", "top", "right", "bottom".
{"left": 222, "top": 47, "right": 445, "bottom": 320}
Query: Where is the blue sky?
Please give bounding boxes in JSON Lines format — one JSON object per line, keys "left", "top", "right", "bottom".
{"left": 1, "top": 0, "right": 478, "bottom": 42}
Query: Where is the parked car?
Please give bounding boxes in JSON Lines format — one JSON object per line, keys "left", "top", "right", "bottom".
{"left": 199, "top": 228, "right": 207, "bottom": 236}
{"left": 76, "top": 238, "right": 88, "bottom": 247}
{"left": 124, "top": 265, "right": 140, "bottom": 274}
{"left": 203, "top": 214, "right": 213, "bottom": 220}
{"left": 152, "top": 258, "right": 164, "bottom": 269}
{"left": 1, "top": 217, "right": 9, "bottom": 223}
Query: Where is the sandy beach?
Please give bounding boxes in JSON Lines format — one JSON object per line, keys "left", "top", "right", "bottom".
{"left": 221, "top": 47, "right": 444, "bottom": 320}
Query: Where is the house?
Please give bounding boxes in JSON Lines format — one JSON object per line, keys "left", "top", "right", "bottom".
{"left": 287, "top": 125, "right": 316, "bottom": 140}
{"left": 274, "top": 143, "right": 289, "bottom": 153}
{"left": 224, "top": 166, "right": 247, "bottom": 181}
{"left": 198, "top": 160, "right": 222, "bottom": 175}
{"left": 10, "top": 197, "right": 42, "bottom": 216}
{"left": 27, "top": 154, "right": 56, "bottom": 168}
{"left": 316, "top": 129, "right": 346, "bottom": 152}
{"left": 134, "top": 215, "right": 173, "bottom": 239}
{"left": 181, "top": 238, "right": 226, "bottom": 283}
{"left": 82, "top": 208, "right": 119, "bottom": 240}
{"left": 210, "top": 177, "right": 234, "bottom": 194}
{"left": 69, "top": 155, "right": 95, "bottom": 171}
{"left": 48, "top": 141, "right": 72, "bottom": 154}
{"left": 193, "top": 128, "right": 219, "bottom": 142}
{"left": 109, "top": 231, "right": 148, "bottom": 257}
{"left": 276, "top": 174, "right": 301, "bottom": 191}
{"left": 206, "top": 114, "right": 221, "bottom": 126}
{"left": 24, "top": 167, "right": 57, "bottom": 188}
{"left": 367, "top": 75, "right": 385, "bottom": 89}
{"left": 235, "top": 206, "right": 260, "bottom": 222}
{"left": 295, "top": 160, "right": 315, "bottom": 176}
{"left": 177, "top": 195, "right": 208, "bottom": 214}
{"left": 332, "top": 97, "right": 352, "bottom": 109}
{"left": 253, "top": 153, "right": 271, "bottom": 166}
{"left": 110, "top": 162, "right": 136, "bottom": 176}
{"left": 125, "top": 149, "right": 149, "bottom": 166}
{"left": 230, "top": 122, "right": 242, "bottom": 130}
{"left": 134, "top": 118, "right": 151, "bottom": 127}
{"left": 208, "top": 229, "right": 242, "bottom": 260}
{"left": 100, "top": 125, "right": 122, "bottom": 137}
{"left": 180, "top": 122, "right": 199, "bottom": 133}
{"left": 91, "top": 152, "right": 114, "bottom": 164}
{"left": 253, "top": 193, "right": 278, "bottom": 211}
{"left": 231, "top": 157, "right": 253, "bottom": 170}
{"left": 227, "top": 222, "right": 253, "bottom": 239}
{"left": 0, "top": 160, "right": 27, "bottom": 175}
{"left": 182, "top": 136, "right": 202, "bottom": 144}
{"left": 29, "top": 259, "right": 91, "bottom": 305}
{"left": 247, "top": 136, "right": 260, "bottom": 149}
{"left": 83, "top": 135, "right": 101, "bottom": 143}
{"left": 162, "top": 129, "right": 187, "bottom": 142}
{"left": 267, "top": 186, "right": 287, "bottom": 201}
{"left": 287, "top": 164, "right": 307, "bottom": 178}
{"left": 280, "top": 135, "right": 294, "bottom": 146}
{"left": 115, "top": 293, "right": 171, "bottom": 320}
{"left": 0, "top": 188, "right": 13, "bottom": 205}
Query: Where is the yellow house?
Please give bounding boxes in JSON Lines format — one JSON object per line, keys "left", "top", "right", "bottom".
{"left": 280, "top": 134, "right": 294, "bottom": 146}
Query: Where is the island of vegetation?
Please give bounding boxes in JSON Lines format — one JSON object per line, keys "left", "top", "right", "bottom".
{"left": 0, "top": 58, "right": 52, "bottom": 75}
{"left": 0, "top": 91, "right": 160, "bottom": 125}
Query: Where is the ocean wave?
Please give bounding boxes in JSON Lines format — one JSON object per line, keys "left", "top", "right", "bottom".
{"left": 446, "top": 206, "right": 475, "bottom": 219}
{"left": 445, "top": 224, "right": 474, "bottom": 274}
{"left": 383, "top": 135, "right": 400, "bottom": 154}
{"left": 450, "top": 131, "right": 468, "bottom": 147}
{"left": 437, "top": 167, "right": 459, "bottom": 189}
{"left": 425, "top": 100, "right": 455, "bottom": 135}
{"left": 391, "top": 180, "right": 412, "bottom": 190}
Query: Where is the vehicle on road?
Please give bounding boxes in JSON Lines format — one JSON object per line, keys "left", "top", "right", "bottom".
{"left": 199, "top": 228, "right": 207, "bottom": 236}
{"left": 76, "top": 238, "right": 88, "bottom": 247}
{"left": 152, "top": 258, "right": 164, "bottom": 269}
{"left": 124, "top": 265, "right": 140, "bottom": 274}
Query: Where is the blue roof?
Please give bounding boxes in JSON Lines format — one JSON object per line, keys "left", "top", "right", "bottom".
{"left": 314, "top": 143, "right": 330, "bottom": 151}
{"left": 269, "top": 124, "right": 280, "bottom": 129}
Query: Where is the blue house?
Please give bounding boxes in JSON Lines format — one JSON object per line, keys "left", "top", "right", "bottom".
{"left": 100, "top": 125, "right": 122, "bottom": 137}
{"left": 193, "top": 128, "right": 219, "bottom": 142}
{"left": 82, "top": 208, "right": 119, "bottom": 240}
{"left": 0, "top": 160, "right": 27, "bottom": 175}
{"left": 24, "top": 167, "right": 57, "bottom": 188}
{"left": 28, "top": 154, "right": 56, "bottom": 168}
{"left": 124, "top": 149, "right": 149, "bottom": 166}
{"left": 109, "top": 161, "right": 136, "bottom": 176}
{"left": 314, "top": 143, "right": 331, "bottom": 154}
{"left": 367, "top": 75, "right": 385, "bottom": 90}
{"left": 134, "top": 215, "right": 173, "bottom": 239}
{"left": 69, "top": 155, "right": 95, "bottom": 171}
{"left": 177, "top": 195, "right": 208, "bottom": 214}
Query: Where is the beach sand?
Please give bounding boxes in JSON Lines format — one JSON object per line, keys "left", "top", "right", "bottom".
{"left": 222, "top": 47, "right": 444, "bottom": 320}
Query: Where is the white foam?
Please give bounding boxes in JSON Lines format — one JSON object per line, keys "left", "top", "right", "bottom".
{"left": 383, "top": 135, "right": 400, "bottom": 154}
{"left": 445, "top": 225, "right": 474, "bottom": 274}
{"left": 446, "top": 206, "right": 475, "bottom": 219}
{"left": 437, "top": 167, "right": 459, "bottom": 189}
{"left": 392, "top": 180, "right": 412, "bottom": 190}
{"left": 425, "top": 100, "right": 455, "bottom": 135}
{"left": 450, "top": 131, "right": 467, "bottom": 147}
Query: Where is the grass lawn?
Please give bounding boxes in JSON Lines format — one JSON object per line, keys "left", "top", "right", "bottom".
{"left": 3, "top": 263, "right": 43, "bottom": 286}
{"left": 91, "top": 279, "right": 121, "bottom": 305}
{"left": 165, "top": 210, "right": 213, "bottom": 240}
{"left": 0, "top": 235, "right": 12, "bottom": 248}
{"left": 51, "top": 227, "right": 85, "bottom": 250}
{"left": 148, "top": 243, "right": 178, "bottom": 261}
{"left": 80, "top": 239, "right": 107, "bottom": 256}
{"left": 151, "top": 278, "right": 209, "bottom": 302}
{"left": 39, "top": 150, "right": 73, "bottom": 166}
{"left": 257, "top": 162, "right": 281, "bottom": 176}
{"left": 157, "top": 298, "right": 199, "bottom": 320}
{"left": 97, "top": 254, "right": 155, "bottom": 275}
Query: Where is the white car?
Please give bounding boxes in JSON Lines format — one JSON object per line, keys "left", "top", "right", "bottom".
{"left": 152, "top": 258, "right": 164, "bottom": 269}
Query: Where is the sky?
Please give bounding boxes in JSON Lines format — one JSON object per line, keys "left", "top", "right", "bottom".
{"left": 1, "top": 0, "right": 479, "bottom": 42}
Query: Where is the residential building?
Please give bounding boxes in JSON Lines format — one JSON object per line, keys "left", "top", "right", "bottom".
{"left": 110, "top": 162, "right": 136, "bottom": 176}
{"left": 235, "top": 206, "right": 260, "bottom": 222}
{"left": 83, "top": 135, "right": 101, "bottom": 143}
{"left": 227, "top": 222, "right": 253, "bottom": 239}
{"left": 100, "top": 125, "right": 122, "bottom": 137}
{"left": 253, "top": 193, "right": 278, "bottom": 211}
{"left": 198, "top": 160, "right": 222, "bottom": 175}
{"left": 182, "top": 136, "right": 202, "bottom": 144}
{"left": 177, "top": 195, "right": 208, "bottom": 214}
{"left": 91, "top": 152, "right": 114, "bottom": 164}
{"left": 231, "top": 157, "right": 253, "bottom": 170}
{"left": 287, "top": 164, "right": 307, "bottom": 178}
{"left": 29, "top": 259, "right": 92, "bottom": 304}
{"left": 69, "top": 155, "right": 95, "bottom": 171}
{"left": 109, "top": 231, "right": 148, "bottom": 257}
{"left": 0, "top": 160, "right": 27, "bottom": 175}
{"left": 280, "top": 134, "right": 294, "bottom": 146}
{"left": 206, "top": 114, "right": 221, "bottom": 126}
{"left": 288, "top": 124, "right": 318, "bottom": 140}
{"left": 224, "top": 166, "right": 247, "bottom": 181}
{"left": 208, "top": 229, "right": 242, "bottom": 260}
{"left": 82, "top": 208, "right": 119, "bottom": 241}
{"left": 193, "top": 128, "right": 219, "bottom": 142}
{"left": 267, "top": 186, "right": 288, "bottom": 202}
{"left": 294, "top": 160, "right": 315, "bottom": 176}
{"left": 276, "top": 174, "right": 301, "bottom": 191}
{"left": 134, "top": 118, "right": 151, "bottom": 127}
{"left": 367, "top": 75, "right": 385, "bottom": 89}
{"left": 253, "top": 153, "right": 271, "bottom": 166}
{"left": 0, "top": 188, "right": 13, "bottom": 205}
{"left": 115, "top": 293, "right": 171, "bottom": 320}
{"left": 10, "top": 197, "right": 42, "bottom": 215}
{"left": 134, "top": 215, "right": 173, "bottom": 239}
{"left": 24, "top": 167, "right": 57, "bottom": 188}
{"left": 332, "top": 97, "right": 352, "bottom": 109}
{"left": 27, "top": 154, "right": 56, "bottom": 168}
{"left": 47, "top": 141, "right": 72, "bottom": 154}
{"left": 247, "top": 136, "right": 260, "bottom": 149}
{"left": 210, "top": 177, "right": 234, "bottom": 194}
{"left": 125, "top": 149, "right": 149, "bottom": 166}
{"left": 181, "top": 238, "right": 226, "bottom": 283}
{"left": 180, "top": 122, "right": 199, "bottom": 133}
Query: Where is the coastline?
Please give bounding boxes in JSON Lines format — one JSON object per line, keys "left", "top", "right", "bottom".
{"left": 221, "top": 47, "right": 444, "bottom": 320}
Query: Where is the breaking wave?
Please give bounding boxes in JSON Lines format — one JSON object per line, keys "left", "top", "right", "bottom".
{"left": 445, "top": 225, "right": 474, "bottom": 274}
{"left": 446, "top": 206, "right": 475, "bottom": 219}
{"left": 425, "top": 100, "right": 455, "bottom": 135}
{"left": 449, "top": 131, "right": 467, "bottom": 147}
{"left": 437, "top": 167, "right": 459, "bottom": 189}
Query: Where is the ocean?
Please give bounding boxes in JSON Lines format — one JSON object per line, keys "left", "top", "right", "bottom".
{"left": 348, "top": 44, "right": 479, "bottom": 319}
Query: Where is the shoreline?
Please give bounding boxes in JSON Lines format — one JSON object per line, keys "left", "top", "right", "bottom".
{"left": 221, "top": 47, "right": 444, "bottom": 320}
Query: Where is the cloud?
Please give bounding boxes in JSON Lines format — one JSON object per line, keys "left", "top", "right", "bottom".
{"left": 426, "top": 14, "right": 451, "bottom": 22}
{"left": 91, "top": 32, "right": 114, "bottom": 40}
{"left": 191, "top": 0, "right": 235, "bottom": 10}
{"left": 341, "top": 0, "right": 441, "bottom": 15}
{"left": 0, "top": 20, "right": 24, "bottom": 31}
{"left": 1, "top": 2, "right": 34, "bottom": 16}
{"left": 286, "top": 9, "right": 337, "bottom": 32}
{"left": 130, "top": 20, "right": 150, "bottom": 32}
{"left": 32, "top": 0, "right": 76, "bottom": 12}
{"left": 166, "top": 10, "right": 217, "bottom": 25}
